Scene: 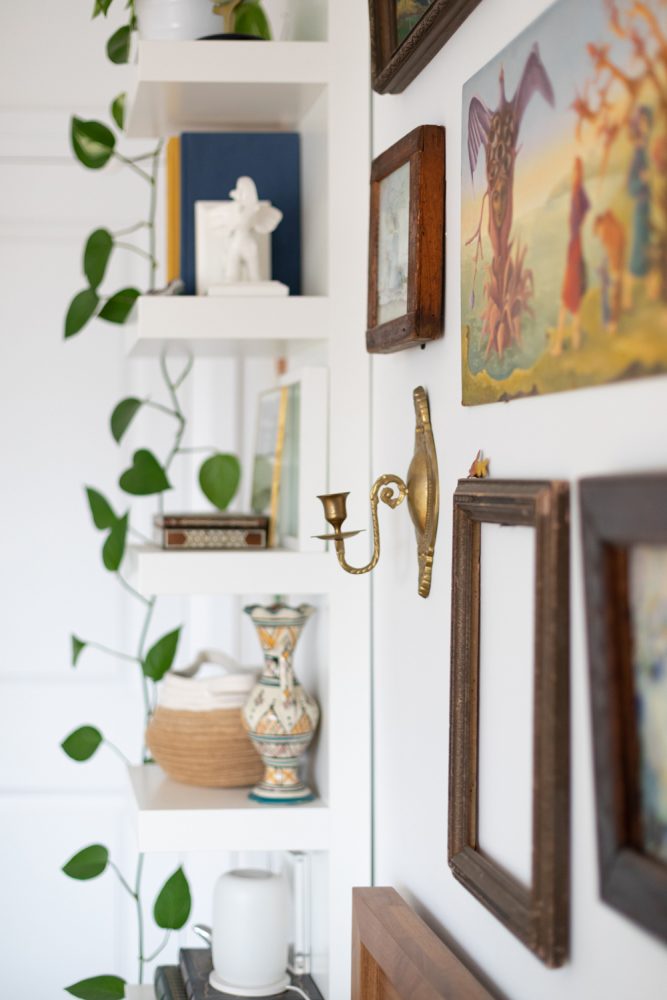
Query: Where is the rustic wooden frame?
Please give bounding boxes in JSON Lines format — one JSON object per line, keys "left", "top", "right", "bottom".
{"left": 448, "top": 479, "right": 570, "bottom": 968}
{"left": 352, "top": 887, "right": 499, "bottom": 999}
{"left": 369, "top": 0, "right": 483, "bottom": 94}
{"left": 367, "top": 125, "right": 445, "bottom": 354}
{"left": 580, "top": 473, "right": 667, "bottom": 946}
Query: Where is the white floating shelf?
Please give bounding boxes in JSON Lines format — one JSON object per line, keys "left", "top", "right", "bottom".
{"left": 126, "top": 40, "right": 330, "bottom": 137}
{"left": 127, "top": 765, "right": 330, "bottom": 853}
{"left": 127, "top": 295, "right": 330, "bottom": 358}
{"left": 127, "top": 545, "right": 333, "bottom": 596}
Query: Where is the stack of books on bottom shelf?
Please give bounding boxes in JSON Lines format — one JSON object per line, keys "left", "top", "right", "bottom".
{"left": 155, "top": 949, "right": 323, "bottom": 1000}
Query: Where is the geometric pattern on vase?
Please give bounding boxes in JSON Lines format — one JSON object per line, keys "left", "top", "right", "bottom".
{"left": 242, "top": 603, "right": 320, "bottom": 803}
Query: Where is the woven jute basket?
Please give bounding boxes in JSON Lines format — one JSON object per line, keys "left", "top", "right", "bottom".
{"left": 146, "top": 705, "right": 263, "bottom": 788}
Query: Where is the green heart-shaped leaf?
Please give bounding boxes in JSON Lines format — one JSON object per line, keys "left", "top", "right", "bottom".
{"left": 71, "top": 117, "right": 116, "bottom": 170}
{"left": 86, "top": 488, "right": 116, "bottom": 531}
{"left": 84, "top": 229, "right": 113, "bottom": 289}
{"left": 65, "top": 288, "right": 99, "bottom": 339}
{"left": 143, "top": 627, "right": 181, "bottom": 681}
{"left": 61, "top": 726, "right": 103, "bottom": 762}
{"left": 107, "top": 24, "right": 131, "bottom": 64}
{"left": 62, "top": 844, "right": 109, "bottom": 881}
{"left": 102, "top": 513, "right": 128, "bottom": 572}
{"left": 235, "top": 1, "right": 271, "bottom": 38}
{"left": 110, "top": 93, "right": 126, "bottom": 130}
{"left": 111, "top": 397, "right": 143, "bottom": 443}
{"left": 98, "top": 287, "right": 140, "bottom": 325}
{"left": 93, "top": 0, "right": 113, "bottom": 16}
{"left": 119, "top": 449, "right": 171, "bottom": 496}
{"left": 199, "top": 453, "right": 241, "bottom": 511}
{"left": 72, "top": 635, "right": 87, "bottom": 667}
{"left": 65, "top": 975, "right": 126, "bottom": 1000}
{"left": 153, "top": 866, "right": 192, "bottom": 930}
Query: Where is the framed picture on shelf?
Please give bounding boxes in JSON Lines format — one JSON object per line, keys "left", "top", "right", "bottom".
{"left": 581, "top": 473, "right": 667, "bottom": 946}
{"left": 369, "top": 0, "right": 482, "bottom": 94}
{"left": 250, "top": 367, "right": 327, "bottom": 551}
{"left": 367, "top": 125, "right": 445, "bottom": 354}
{"left": 449, "top": 478, "right": 570, "bottom": 967}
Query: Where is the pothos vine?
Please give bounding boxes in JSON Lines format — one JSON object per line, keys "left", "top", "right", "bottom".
{"left": 58, "top": 6, "right": 243, "bottom": 998}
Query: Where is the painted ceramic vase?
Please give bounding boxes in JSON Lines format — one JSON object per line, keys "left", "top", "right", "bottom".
{"left": 242, "top": 603, "right": 319, "bottom": 803}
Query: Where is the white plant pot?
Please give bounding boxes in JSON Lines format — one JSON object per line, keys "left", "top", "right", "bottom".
{"left": 135, "top": 0, "right": 221, "bottom": 41}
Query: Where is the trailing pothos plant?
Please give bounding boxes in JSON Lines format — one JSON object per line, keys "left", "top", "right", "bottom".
{"left": 59, "top": 8, "right": 243, "bottom": 999}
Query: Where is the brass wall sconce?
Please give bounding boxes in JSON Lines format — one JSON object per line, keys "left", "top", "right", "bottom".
{"left": 316, "top": 386, "right": 439, "bottom": 598}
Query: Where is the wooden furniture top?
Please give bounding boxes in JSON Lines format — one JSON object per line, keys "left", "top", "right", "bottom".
{"left": 352, "top": 887, "right": 500, "bottom": 1000}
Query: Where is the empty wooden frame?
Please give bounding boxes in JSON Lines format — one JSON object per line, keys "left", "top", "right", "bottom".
{"left": 352, "top": 887, "right": 499, "bottom": 999}
{"left": 581, "top": 473, "right": 667, "bottom": 946}
{"left": 448, "top": 480, "right": 570, "bottom": 967}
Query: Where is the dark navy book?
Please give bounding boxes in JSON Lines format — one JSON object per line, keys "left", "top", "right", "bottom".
{"left": 179, "top": 132, "right": 301, "bottom": 296}
{"left": 178, "top": 948, "right": 323, "bottom": 1000}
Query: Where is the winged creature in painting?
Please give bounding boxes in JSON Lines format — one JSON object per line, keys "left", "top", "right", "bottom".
{"left": 466, "top": 45, "right": 555, "bottom": 357}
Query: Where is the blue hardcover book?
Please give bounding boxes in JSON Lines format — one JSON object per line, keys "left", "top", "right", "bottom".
{"left": 179, "top": 132, "right": 301, "bottom": 296}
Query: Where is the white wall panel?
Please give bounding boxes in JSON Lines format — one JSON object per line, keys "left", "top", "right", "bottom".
{"left": 0, "top": 797, "right": 128, "bottom": 996}
{"left": 372, "top": 1, "right": 667, "bottom": 998}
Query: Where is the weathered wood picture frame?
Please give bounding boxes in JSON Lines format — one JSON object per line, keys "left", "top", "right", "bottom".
{"left": 369, "top": 0, "right": 483, "bottom": 94}
{"left": 580, "top": 473, "right": 667, "bottom": 946}
{"left": 352, "top": 887, "right": 499, "bottom": 999}
{"left": 448, "top": 479, "right": 570, "bottom": 968}
{"left": 367, "top": 125, "right": 445, "bottom": 355}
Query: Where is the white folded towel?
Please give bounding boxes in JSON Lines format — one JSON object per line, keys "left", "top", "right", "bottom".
{"left": 158, "top": 649, "right": 259, "bottom": 712}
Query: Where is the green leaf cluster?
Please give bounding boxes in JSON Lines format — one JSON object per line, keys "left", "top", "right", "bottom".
{"left": 92, "top": 0, "right": 136, "bottom": 65}
{"left": 65, "top": 113, "right": 142, "bottom": 339}
{"left": 86, "top": 488, "right": 129, "bottom": 571}
{"left": 61, "top": 845, "right": 191, "bottom": 996}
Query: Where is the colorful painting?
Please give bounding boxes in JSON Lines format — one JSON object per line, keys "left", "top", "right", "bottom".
{"left": 629, "top": 544, "right": 667, "bottom": 864}
{"left": 377, "top": 161, "right": 411, "bottom": 325}
{"left": 461, "top": 0, "right": 667, "bottom": 405}
{"left": 396, "top": 0, "right": 434, "bottom": 44}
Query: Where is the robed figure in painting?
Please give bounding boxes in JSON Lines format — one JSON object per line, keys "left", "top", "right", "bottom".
{"left": 466, "top": 44, "right": 555, "bottom": 357}
{"left": 627, "top": 105, "right": 654, "bottom": 306}
{"left": 552, "top": 157, "right": 591, "bottom": 354}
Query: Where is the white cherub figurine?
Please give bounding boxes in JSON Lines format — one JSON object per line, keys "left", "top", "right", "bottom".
{"left": 212, "top": 176, "right": 283, "bottom": 284}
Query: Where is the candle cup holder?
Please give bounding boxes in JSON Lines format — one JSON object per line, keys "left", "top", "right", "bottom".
{"left": 316, "top": 386, "right": 439, "bottom": 598}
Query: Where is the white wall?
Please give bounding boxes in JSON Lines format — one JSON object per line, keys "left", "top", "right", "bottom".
{"left": 0, "top": 4, "right": 262, "bottom": 993}
{"left": 370, "top": 1, "right": 667, "bottom": 998}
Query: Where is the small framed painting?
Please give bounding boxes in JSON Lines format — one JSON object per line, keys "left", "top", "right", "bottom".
{"left": 367, "top": 125, "right": 445, "bottom": 354}
{"left": 449, "top": 479, "right": 570, "bottom": 967}
{"left": 369, "top": 0, "right": 482, "bottom": 94}
{"left": 581, "top": 474, "right": 667, "bottom": 945}
{"left": 250, "top": 368, "right": 327, "bottom": 551}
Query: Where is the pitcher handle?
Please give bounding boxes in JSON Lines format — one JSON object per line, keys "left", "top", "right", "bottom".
{"left": 192, "top": 923, "right": 212, "bottom": 946}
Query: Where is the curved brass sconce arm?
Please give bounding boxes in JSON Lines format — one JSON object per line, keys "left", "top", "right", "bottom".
{"left": 317, "top": 475, "right": 407, "bottom": 576}
{"left": 316, "top": 387, "right": 439, "bottom": 598}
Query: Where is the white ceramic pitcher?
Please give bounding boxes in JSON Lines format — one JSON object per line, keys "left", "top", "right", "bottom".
{"left": 195, "top": 868, "right": 290, "bottom": 997}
